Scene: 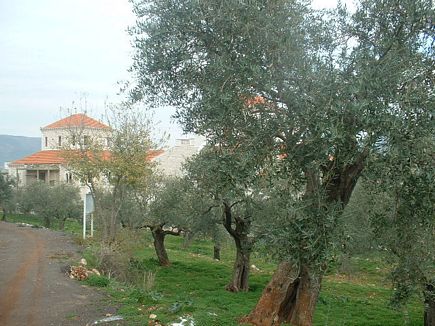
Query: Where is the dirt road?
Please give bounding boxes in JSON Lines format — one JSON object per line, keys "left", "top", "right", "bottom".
{"left": 0, "top": 221, "right": 120, "bottom": 326}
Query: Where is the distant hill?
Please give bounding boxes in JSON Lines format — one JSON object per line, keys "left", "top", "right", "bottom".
{"left": 0, "top": 135, "right": 41, "bottom": 168}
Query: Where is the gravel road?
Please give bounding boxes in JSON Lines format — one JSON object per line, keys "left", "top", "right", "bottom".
{"left": 0, "top": 221, "right": 122, "bottom": 326}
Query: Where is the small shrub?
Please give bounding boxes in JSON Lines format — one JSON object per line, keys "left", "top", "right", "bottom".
{"left": 85, "top": 274, "right": 110, "bottom": 287}
{"left": 82, "top": 249, "right": 98, "bottom": 268}
{"left": 128, "top": 289, "right": 163, "bottom": 305}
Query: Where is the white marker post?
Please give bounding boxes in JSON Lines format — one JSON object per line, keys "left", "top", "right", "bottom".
{"left": 83, "top": 193, "right": 95, "bottom": 239}
{"left": 83, "top": 194, "right": 87, "bottom": 240}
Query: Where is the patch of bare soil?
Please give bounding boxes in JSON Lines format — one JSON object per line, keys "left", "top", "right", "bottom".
{"left": 0, "top": 221, "right": 123, "bottom": 326}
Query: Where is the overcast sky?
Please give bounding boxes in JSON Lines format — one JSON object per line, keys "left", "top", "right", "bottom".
{"left": 0, "top": 0, "right": 346, "bottom": 141}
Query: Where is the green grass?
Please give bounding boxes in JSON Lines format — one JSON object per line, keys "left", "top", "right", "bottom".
{"left": 3, "top": 216, "right": 423, "bottom": 325}
{"left": 4, "top": 213, "right": 82, "bottom": 235}
{"left": 82, "top": 235, "right": 423, "bottom": 325}
{"left": 85, "top": 274, "right": 110, "bottom": 287}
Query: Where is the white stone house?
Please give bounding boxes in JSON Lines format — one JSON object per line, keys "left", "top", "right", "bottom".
{"left": 154, "top": 137, "right": 204, "bottom": 177}
{"left": 8, "top": 113, "right": 204, "bottom": 188}
{"left": 8, "top": 114, "right": 112, "bottom": 187}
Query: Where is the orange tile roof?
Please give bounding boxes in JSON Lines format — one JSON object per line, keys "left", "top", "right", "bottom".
{"left": 9, "top": 150, "right": 67, "bottom": 166}
{"left": 9, "top": 149, "right": 164, "bottom": 166}
{"left": 147, "top": 149, "right": 165, "bottom": 160}
{"left": 245, "top": 95, "right": 266, "bottom": 107}
{"left": 41, "top": 113, "right": 110, "bottom": 130}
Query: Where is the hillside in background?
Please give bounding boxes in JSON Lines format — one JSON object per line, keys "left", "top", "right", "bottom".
{"left": 0, "top": 135, "right": 40, "bottom": 168}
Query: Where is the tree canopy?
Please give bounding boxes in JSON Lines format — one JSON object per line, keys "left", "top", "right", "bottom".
{"left": 129, "top": 0, "right": 434, "bottom": 324}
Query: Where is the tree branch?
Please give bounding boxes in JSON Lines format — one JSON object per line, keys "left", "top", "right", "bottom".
{"left": 223, "top": 202, "right": 236, "bottom": 237}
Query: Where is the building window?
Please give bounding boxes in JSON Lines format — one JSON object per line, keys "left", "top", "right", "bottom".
{"left": 45, "top": 137, "right": 48, "bottom": 147}
{"left": 72, "top": 135, "right": 76, "bottom": 146}
{"left": 58, "top": 136, "right": 62, "bottom": 147}
{"left": 65, "top": 173, "right": 73, "bottom": 183}
{"left": 83, "top": 135, "right": 90, "bottom": 146}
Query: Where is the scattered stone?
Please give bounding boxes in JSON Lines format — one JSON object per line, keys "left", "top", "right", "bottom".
{"left": 149, "top": 314, "right": 157, "bottom": 319}
{"left": 251, "top": 264, "right": 260, "bottom": 271}
{"left": 91, "top": 268, "right": 101, "bottom": 276}
{"left": 16, "top": 223, "right": 35, "bottom": 228}
{"left": 91, "top": 315, "right": 123, "bottom": 325}
{"left": 67, "top": 258, "right": 101, "bottom": 281}
{"left": 69, "top": 266, "right": 88, "bottom": 281}
{"left": 172, "top": 316, "right": 195, "bottom": 326}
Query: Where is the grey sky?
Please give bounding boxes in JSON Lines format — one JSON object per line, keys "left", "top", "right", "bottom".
{"left": 0, "top": 0, "right": 344, "bottom": 141}
{"left": 0, "top": 0, "right": 177, "bottom": 138}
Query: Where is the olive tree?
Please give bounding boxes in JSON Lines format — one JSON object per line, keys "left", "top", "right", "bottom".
{"left": 184, "top": 146, "right": 265, "bottom": 292}
{"left": 0, "top": 174, "right": 14, "bottom": 221}
{"left": 367, "top": 133, "right": 434, "bottom": 324}
{"left": 129, "top": 0, "right": 434, "bottom": 324}
{"left": 19, "top": 182, "right": 81, "bottom": 229}
{"left": 136, "top": 177, "right": 206, "bottom": 266}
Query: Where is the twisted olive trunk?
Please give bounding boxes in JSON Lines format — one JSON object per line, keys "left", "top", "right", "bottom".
{"left": 43, "top": 215, "right": 51, "bottom": 228}
{"left": 424, "top": 282, "right": 435, "bottom": 326}
{"left": 223, "top": 202, "right": 253, "bottom": 292}
{"left": 242, "top": 263, "right": 321, "bottom": 326}
{"left": 151, "top": 225, "right": 170, "bottom": 267}
{"left": 149, "top": 224, "right": 183, "bottom": 267}
{"left": 244, "top": 152, "right": 367, "bottom": 325}
{"left": 226, "top": 238, "right": 251, "bottom": 292}
{"left": 1, "top": 207, "right": 6, "bottom": 221}
{"left": 213, "top": 244, "right": 221, "bottom": 260}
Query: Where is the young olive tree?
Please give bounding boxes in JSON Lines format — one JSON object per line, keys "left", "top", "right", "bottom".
{"left": 129, "top": 0, "right": 434, "bottom": 324}
{"left": 137, "top": 177, "right": 202, "bottom": 266}
{"left": 184, "top": 146, "right": 264, "bottom": 292}
{"left": 367, "top": 134, "right": 434, "bottom": 324}
{"left": 188, "top": 207, "right": 227, "bottom": 261}
{"left": 19, "top": 182, "right": 81, "bottom": 229}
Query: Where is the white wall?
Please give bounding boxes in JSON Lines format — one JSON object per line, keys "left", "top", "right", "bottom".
{"left": 154, "top": 137, "right": 204, "bottom": 177}
{"left": 41, "top": 127, "right": 111, "bottom": 150}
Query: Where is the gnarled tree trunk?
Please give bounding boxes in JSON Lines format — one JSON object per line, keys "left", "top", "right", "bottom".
{"left": 213, "top": 244, "right": 221, "bottom": 260}
{"left": 43, "top": 215, "right": 51, "bottom": 228}
{"left": 151, "top": 225, "right": 170, "bottom": 267}
{"left": 242, "top": 263, "right": 321, "bottom": 326}
{"left": 227, "top": 240, "right": 250, "bottom": 292}
{"left": 1, "top": 207, "right": 6, "bottom": 221}
{"left": 424, "top": 282, "right": 435, "bottom": 326}
{"left": 59, "top": 217, "right": 67, "bottom": 231}
{"left": 223, "top": 202, "right": 253, "bottom": 292}
{"left": 182, "top": 231, "right": 194, "bottom": 249}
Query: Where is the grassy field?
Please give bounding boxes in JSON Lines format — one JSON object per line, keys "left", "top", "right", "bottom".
{"left": 86, "top": 235, "right": 422, "bottom": 326}
{"left": 5, "top": 214, "right": 423, "bottom": 325}
{"left": 4, "top": 213, "right": 82, "bottom": 234}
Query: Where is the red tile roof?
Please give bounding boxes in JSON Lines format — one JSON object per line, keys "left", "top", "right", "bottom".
{"left": 147, "top": 149, "right": 165, "bottom": 160}
{"left": 9, "top": 150, "right": 67, "bottom": 166}
{"left": 41, "top": 113, "right": 110, "bottom": 130}
{"left": 9, "top": 149, "right": 165, "bottom": 166}
{"left": 245, "top": 95, "right": 266, "bottom": 107}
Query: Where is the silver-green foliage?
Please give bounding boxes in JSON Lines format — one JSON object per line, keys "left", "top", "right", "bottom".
{"left": 18, "top": 181, "right": 82, "bottom": 228}
{"left": 129, "top": 0, "right": 434, "bottom": 271}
